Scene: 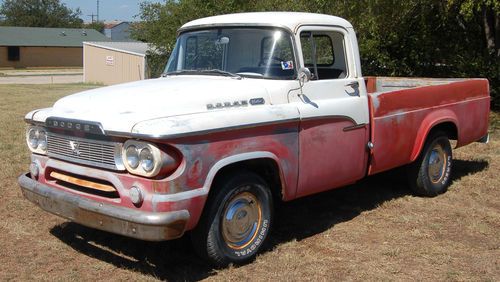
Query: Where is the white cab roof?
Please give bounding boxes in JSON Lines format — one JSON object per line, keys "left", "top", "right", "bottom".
{"left": 181, "top": 12, "right": 353, "bottom": 33}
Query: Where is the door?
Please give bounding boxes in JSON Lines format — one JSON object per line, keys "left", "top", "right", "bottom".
{"left": 294, "top": 26, "right": 370, "bottom": 197}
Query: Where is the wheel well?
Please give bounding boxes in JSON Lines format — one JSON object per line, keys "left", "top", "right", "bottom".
{"left": 210, "top": 158, "right": 283, "bottom": 202}
{"left": 428, "top": 121, "right": 458, "bottom": 140}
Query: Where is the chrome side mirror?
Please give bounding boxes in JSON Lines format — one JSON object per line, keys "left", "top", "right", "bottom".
{"left": 298, "top": 67, "right": 312, "bottom": 85}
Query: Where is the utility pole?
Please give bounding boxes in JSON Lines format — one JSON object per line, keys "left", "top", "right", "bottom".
{"left": 97, "top": 0, "right": 100, "bottom": 22}
{"left": 88, "top": 14, "right": 97, "bottom": 23}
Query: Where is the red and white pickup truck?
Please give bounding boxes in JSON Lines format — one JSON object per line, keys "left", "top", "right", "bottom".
{"left": 19, "top": 12, "right": 490, "bottom": 266}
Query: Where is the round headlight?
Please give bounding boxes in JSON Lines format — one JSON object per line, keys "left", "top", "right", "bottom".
{"left": 139, "top": 147, "right": 155, "bottom": 172}
{"left": 126, "top": 145, "right": 139, "bottom": 169}
{"left": 27, "top": 128, "right": 39, "bottom": 149}
{"left": 38, "top": 130, "right": 47, "bottom": 152}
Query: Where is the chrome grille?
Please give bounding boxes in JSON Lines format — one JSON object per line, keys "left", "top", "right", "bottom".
{"left": 47, "top": 133, "right": 124, "bottom": 171}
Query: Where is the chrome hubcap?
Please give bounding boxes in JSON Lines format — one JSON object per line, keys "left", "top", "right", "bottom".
{"left": 221, "top": 191, "right": 262, "bottom": 249}
{"left": 428, "top": 144, "right": 447, "bottom": 184}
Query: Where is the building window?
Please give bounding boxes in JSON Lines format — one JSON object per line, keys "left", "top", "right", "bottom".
{"left": 8, "top": 46, "right": 20, "bottom": 61}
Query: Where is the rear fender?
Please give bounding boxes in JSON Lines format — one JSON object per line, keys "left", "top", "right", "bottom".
{"left": 410, "top": 109, "right": 459, "bottom": 162}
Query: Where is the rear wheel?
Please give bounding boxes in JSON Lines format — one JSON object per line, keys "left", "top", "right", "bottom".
{"left": 408, "top": 131, "right": 453, "bottom": 197}
{"left": 191, "top": 171, "right": 273, "bottom": 267}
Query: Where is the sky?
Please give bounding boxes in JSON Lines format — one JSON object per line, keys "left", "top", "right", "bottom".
{"left": 60, "top": 0, "right": 163, "bottom": 22}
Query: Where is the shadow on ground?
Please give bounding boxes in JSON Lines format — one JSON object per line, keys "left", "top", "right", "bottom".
{"left": 50, "top": 159, "right": 488, "bottom": 281}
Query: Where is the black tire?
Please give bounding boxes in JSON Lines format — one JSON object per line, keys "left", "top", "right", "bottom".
{"left": 408, "top": 131, "right": 453, "bottom": 197}
{"left": 191, "top": 171, "right": 273, "bottom": 267}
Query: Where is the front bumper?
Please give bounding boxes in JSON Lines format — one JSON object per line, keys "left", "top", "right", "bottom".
{"left": 18, "top": 173, "right": 190, "bottom": 241}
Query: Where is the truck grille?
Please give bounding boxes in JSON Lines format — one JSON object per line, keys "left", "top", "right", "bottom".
{"left": 47, "top": 133, "right": 124, "bottom": 171}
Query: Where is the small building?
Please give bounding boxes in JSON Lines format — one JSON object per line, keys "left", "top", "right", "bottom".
{"left": 84, "top": 41, "right": 151, "bottom": 85}
{"left": 0, "top": 26, "right": 109, "bottom": 68}
{"left": 104, "top": 21, "right": 134, "bottom": 41}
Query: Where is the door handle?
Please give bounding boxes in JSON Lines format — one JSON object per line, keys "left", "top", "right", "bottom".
{"left": 345, "top": 81, "right": 359, "bottom": 88}
{"left": 345, "top": 81, "right": 360, "bottom": 97}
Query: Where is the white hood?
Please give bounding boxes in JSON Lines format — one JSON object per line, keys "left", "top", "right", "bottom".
{"left": 29, "top": 76, "right": 287, "bottom": 133}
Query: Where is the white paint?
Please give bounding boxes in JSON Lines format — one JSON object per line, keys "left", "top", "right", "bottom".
{"left": 27, "top": 13, "right": 368, "bottom": 138}
{"left": 181, "top": 12, "right": 353, "bottom": 33}
{"left": 29, "top": 76, "right": 301, "bottom": 134}
{"left": 152, "top": 151, "right": 279, "bottom": 203}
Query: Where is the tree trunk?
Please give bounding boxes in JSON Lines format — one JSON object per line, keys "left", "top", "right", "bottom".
{"left": 482, "top": 6, "right": 497, "bottom": 56}
{"left": 495, "top": 11, "right": 499, "bottom": 57}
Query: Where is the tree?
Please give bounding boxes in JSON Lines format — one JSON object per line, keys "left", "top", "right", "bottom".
{"left": 0, "top": 0, "right": 83, "bottom": 28}
{"left": 448, "top": 0, "right": 499, "bottom": 57}
{"left": 84, "top": 21, "right": 105, "bottom": 33}
{"left": 133, "top": 0, "right": 499, "bottom": 109}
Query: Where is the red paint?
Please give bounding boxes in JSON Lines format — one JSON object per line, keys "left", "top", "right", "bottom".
{"left": 368, "top": 79, "right": 490, "bottom": 175}
{"left": 365, "top": 76, "right": 377, "bottom": 93}
{"left": 296, "top": 118, "right": 369, "bottom": 197}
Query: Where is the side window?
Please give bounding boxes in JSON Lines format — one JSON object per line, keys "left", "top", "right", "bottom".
{"left": 300, "top": 33, "right": 314, "bottom": 67}
{"left": 300, "top": 31, "right": 348, "bottom": 80}
{"left": 313, "top": 36, "right": 334, "bottom": 65}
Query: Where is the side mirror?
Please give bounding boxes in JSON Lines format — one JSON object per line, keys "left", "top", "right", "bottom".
{"left": 215, "top": 36, "right": 230, "bottom": 45}
{"left": 298, "top": 67, "right": 312, "bottom": 85}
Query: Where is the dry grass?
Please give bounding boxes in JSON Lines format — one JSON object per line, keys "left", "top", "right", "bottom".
{"left": 0, "top": 84, "right": 498, "bottom": 281}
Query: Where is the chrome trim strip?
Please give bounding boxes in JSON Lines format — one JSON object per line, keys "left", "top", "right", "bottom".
{"left": 18, "top": 173, "right": 190, "bottom": 241}
{"left": 46, "top": 116, "right": 106, "bottom": 135}
{"left": 24, "top": 118, "right": 45, "bottom": 126}
{"left": 106, "top": 117, "right": 300, "bottom": 140}
{"left": 300, "top": 114, "right": 359, "bottom": 125}
{"left": 343, "top": 124, "right": 367, "bottom": 132}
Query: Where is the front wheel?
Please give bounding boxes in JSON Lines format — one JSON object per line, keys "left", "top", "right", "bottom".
{"left": 408, "top": 131, "right": 453, "bottom": 197}
{"left": 191, "top": 171, "right": 273, "bottom": 267}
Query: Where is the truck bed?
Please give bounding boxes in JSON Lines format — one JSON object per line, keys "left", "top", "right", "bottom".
{"left": 365, "top": 77, "right": 490, "bottom": 175}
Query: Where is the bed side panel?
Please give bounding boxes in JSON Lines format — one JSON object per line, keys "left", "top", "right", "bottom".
{"left": 368, "top": 79, "right": 490, "bottom": 175}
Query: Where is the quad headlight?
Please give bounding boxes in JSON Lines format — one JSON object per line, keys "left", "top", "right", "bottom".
{"left": 122, "top": 140, "right": 179, "bottom": 178}
{"left": 26, "top": 126, "right": 48, "bottom": 155}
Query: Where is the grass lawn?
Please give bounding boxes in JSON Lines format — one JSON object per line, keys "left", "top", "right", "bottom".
{"left": 0, "top": 84, "right": 498, "bottom": 281}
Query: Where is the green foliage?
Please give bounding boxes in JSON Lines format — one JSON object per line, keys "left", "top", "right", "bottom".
{"left": 83, "top": 21, "right": 105, "bottom": 33}
{"left": 134, "top": 0, "right": 499, "bottom": 109}
{"left": 0, "top": 0, "right": 83, "bottom": 28}
{"left": 145, "top": 48, "right": 169, "bottom": 79}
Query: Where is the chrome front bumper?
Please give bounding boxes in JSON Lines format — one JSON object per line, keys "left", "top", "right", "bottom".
{"left": 18, "top": 173, "right": 190, "bottom": 241}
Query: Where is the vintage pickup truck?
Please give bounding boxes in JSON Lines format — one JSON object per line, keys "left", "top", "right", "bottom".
{"left": 19, "top": 12, "right": 490, "bottom": 266}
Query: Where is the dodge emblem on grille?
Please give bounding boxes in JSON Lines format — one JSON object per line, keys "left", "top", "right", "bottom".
{"left": 69, "top": 141, "right": 81, "bottom": 156}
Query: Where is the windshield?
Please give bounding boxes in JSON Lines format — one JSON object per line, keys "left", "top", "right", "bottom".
{"left": 164, "top": 27, "right": 296, "bottom": 80}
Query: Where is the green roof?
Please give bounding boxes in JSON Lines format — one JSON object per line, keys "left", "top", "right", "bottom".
{"left": 0, "top": 26, "right": 109, "bottom": 47}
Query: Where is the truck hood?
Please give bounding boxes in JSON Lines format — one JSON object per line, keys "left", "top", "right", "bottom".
{"left": 30, "top": 76, "right": 275, "bottom": 133}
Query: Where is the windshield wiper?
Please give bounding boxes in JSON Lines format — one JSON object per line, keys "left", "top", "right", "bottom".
{"left": 162, "top": 70, "right": 198, "bottom": 77}
{"left": 202, "top": 69, "right": 241, "bottom": 79}
{"left": 163, "top": 69, "right": 241, "bottom": 79}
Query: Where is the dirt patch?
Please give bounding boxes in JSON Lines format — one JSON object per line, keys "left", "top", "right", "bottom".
{"left": 0, "top": 84, "right": 498, "bottom": 281}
